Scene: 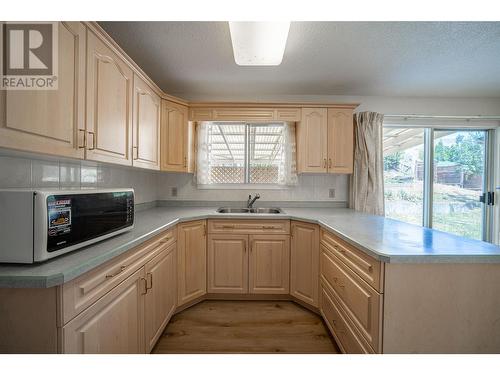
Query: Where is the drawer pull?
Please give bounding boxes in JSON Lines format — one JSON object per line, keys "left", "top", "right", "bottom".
{"left": 105, "top": 265, "right": 126, "bottom": 279}
{"left": 222, "top": 225, "right": 235, "bottom": 229}
{"left": 263, "top": 226, "right": 276, "bottom": 229}
{"left": 159, "top": 235, "right": 173, "bottom": 244}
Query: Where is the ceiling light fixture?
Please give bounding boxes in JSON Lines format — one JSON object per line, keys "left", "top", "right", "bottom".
{"left": 228, "top": 21, "right": 290, "bottom": 66}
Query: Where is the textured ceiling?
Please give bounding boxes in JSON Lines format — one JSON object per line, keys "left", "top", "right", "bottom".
{"left": 99, "top": 22, "right": 500, "bottom": 99}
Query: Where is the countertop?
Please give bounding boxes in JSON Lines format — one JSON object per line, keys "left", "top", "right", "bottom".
{"left": 1, "top": 206, "right": 500, "bottom": 288}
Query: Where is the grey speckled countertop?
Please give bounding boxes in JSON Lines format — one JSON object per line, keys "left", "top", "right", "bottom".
{"left": 1, "top": 206, "right": 500, "bottom": 288}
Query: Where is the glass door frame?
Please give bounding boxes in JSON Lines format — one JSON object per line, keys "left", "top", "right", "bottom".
{"left": 384, "top": 123, "right": 498, "bottom": 243}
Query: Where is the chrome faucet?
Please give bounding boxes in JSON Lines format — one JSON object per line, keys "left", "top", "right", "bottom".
{"left": 247, "top": 194, "right": 261, "bottom": 208}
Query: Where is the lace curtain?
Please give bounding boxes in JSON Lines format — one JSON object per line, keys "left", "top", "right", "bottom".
{"left": 196, "top": 121, "right": 298, "bottom": 186}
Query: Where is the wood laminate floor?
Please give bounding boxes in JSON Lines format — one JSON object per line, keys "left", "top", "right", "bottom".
{"left": 152, "top": 300, "right": 340, "bottom": 354}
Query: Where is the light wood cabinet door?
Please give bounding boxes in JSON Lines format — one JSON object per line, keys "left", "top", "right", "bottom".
{"left": 297, "top": 108, "right": 328, "bottom": 173}
{"left": 144, "top": 243, "right": 177, "bottom": 352}
{"left": 132, "top": 74, "right": 160, "bottom": 170}
{"left": 86, "top": 29, "right": 133, "bottom": 166}
{"left": 0, "top": 22, "right": 86, "bottom": 159}
{"left": 161, "top": 100, "right": 193, "bottom": 172}
{"left": 62, "top": 267, "right": 146, "bottom": 354}
{"left": 291, "top": 221, "right": 319, "bottom": 307}
{"left": 249, "top": 234, "right": 290, "bottom": 294}
{"left": 327, "top": 108, "right": 354, "bottom": 174}
{"left": 208, "top": 234, "right": 248, "bottom": 294}
{"left": 177, "top": 220, "right": 207, "bottom": 305}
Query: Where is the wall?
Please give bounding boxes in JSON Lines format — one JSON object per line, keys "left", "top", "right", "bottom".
{"left": 0, "top": 151, "right": 158, "bottom": 205}
{"left": 156, "top": 172, "right": 349, "bottom": 203}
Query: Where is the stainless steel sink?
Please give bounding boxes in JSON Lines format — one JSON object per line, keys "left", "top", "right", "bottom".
{"left": 216, "top": 207, "right": 282, "bottom": 214}
{"left": 249, "top": 207, "right": 282, "bottom": 214}
{"left": 216, "top": 208, "right": 251, "bottom": 213}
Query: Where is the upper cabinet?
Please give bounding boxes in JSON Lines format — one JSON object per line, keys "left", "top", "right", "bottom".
{"left": 0, "top": 22, "right": 86, "bottom": 159}
{"left": 85, "top": 29, "right": 134, "bottom": 166}
{"left": 297, "top": 108, "right": 328, "bottom": 173}
{"left": 161, "top": 100, "right": 194, "bottom": 173}
{"left": 327, "top": 108, "right": 354, "bottom": 174}
{"left": 297, "top": 107, "right": 355, "bottom": 174}
{"left": 132, "top": 74, "right": 161, "bottom": 170}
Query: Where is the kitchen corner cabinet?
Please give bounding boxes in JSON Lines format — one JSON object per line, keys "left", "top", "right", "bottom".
{"left": 0, "top": 22, "right": 86, "bottom": 159}
{"left": 144, "top": 243, "right": 177, "bottom": 352}
{"left": 290, "top": 221, "right": 319, "bottom": 307}
{"left": 177, "top": 220, "right": 207, "bottom": 305}
{"left": 62, "top": 267, "right": 146, "bottom": 354}
{"left": 85, "top": 29, "right": 134, "bottom": 166}
{"left": 249, "top": 234, "right": 290, "bottom": 294}
{"left": 208, "top": 234, "right": 249, "bottom": 294}
{"left": 297, "top": 107, "right": 354, "bottom": 174}
{"left": 132, "top": 74, "right": 161, "bottom": 170}
{"left": 161, "top": 100, "right": 194, "bottom": 173}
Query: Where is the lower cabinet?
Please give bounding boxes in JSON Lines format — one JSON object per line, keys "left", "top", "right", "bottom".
{"left": 208, "top": 234, "right": 248, "bottom": 294}
{"left": 177, "top": 220, "right": 207, "bottom": 305}
{"left": 290, "top": 221, "right": 319, "bottom": 307}
{"left": 62, "top": 267, "right": 147, "bottom": 354}
{"left": 249, "top": 234, "right": 290, "bottom": 294}
{"left": 144, "top": 243, "right": 177, "bottom": 352}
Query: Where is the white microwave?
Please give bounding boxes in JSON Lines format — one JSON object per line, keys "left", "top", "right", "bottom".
{"left": 0, "top": 189, "right": 134, "bottom": 263}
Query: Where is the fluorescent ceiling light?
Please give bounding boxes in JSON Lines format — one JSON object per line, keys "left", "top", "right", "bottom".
{"left": 229, "top": 22, "right": 290, "bottom": 66}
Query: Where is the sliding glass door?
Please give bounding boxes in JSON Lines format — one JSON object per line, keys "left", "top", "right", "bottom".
{"left": 383, "top": 126, "right": 495, "bottom": 242}
{"left": 432, "top": 130, "right": 487, "bottom": 240}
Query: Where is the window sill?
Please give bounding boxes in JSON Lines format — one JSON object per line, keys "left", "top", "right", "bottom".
{"left": 197, "top": 183, "right": 293, "bottom": 190}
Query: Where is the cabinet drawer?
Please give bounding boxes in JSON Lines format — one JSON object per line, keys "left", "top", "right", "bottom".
{"left": 61, "top": 227, "right": 176, "bottom": 325}
{"left": 320, "top": 245, "right": 382, "bottom": 352}
{"left": 208, "top": 220, "right": 290, "bottom": 235}
{"left": 320, "top": 281, "right": 374, "bottom": 354}
{"left": 321, "top": 229, "right": 383, "bottom": 292}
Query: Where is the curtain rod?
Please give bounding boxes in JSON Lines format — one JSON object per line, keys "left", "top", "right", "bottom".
{"left": 383, "top": 114, "right": 500, "bottom": 120}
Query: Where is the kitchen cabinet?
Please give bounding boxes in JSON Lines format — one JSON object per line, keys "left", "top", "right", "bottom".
{"left": 144, "top": 243, "right": 177, "bottom": 352}
{"left": 249, "top": 234, "right": 290, "bottom": 294}
{"left": 132, "top": 74, "right": 161, "bottom": 170}
{"left": 161, "top": 100, "right": 194, "bottom": 172}
{"left": 0, "top": 22, "right": 86, "bottom": 159}
{"left": 297, "top": 108, "right": 328, "bottom": 173}
{"left": 85, "top": 29, "right": 133, "bottom": 166}
{"left": 208, "top": 234, "right": 248, "bottom": 294}
{"left": 62, "top": 267, "right": 146, "bottom": 354}
{"left": 177, "top": 220, "right": 207, "bottom": 305}
{"left": 327, "top": 108, "right": 354, "bottom": 173}
{"left": 290, "top": 221, "right": 319, "bottom": 307}
{"left": 297, "top": 107, "right": 354, "bottom": 174}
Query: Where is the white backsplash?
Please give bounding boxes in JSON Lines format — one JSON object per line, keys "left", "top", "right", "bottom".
{"left": 0, "top": 153, "right": 158, "bottom": 204}
{"left": 156, "top": 172, "right": 349, "bottom": 203}
{"left": 0, "top": 151, "right": 349, "bottom": 205}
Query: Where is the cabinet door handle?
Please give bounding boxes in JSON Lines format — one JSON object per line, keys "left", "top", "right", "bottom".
{"left": 87, "top": 131, "right": 96, "bottom": 150}
{"left": 184, "top": 156, "right": 187, "bottom": 168}
{"left": 323, "top": 158, "right": 327, "bottom": 168}
{"left": 146, "top": 272, "right": 153, "bottom": 290}
{"left": 328, "top": 158, "right": 332, "bottom": 168}
{"left": 140, "top": 277, "right": 148, "bottom": 295}
{"left": 105, "top": 265, "right": 126, "bottom": 279}
{"left": 133, "top": 146, "right": 138, "bottom": 160}
{"left": 78, "top": 129, "right": 86, "bottom": 149}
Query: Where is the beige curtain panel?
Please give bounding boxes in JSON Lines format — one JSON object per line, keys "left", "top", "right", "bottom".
{"left": 350, "top": 111, "right": 385, "bottom": 216}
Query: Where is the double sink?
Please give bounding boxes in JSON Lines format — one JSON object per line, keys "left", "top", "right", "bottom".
{"left": 217, "top": 207, "right": 283, "bottom": 214}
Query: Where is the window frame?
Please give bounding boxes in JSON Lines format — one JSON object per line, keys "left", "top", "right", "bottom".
{"left": 198, "top": 121, "right": 289, "bottom": 188}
